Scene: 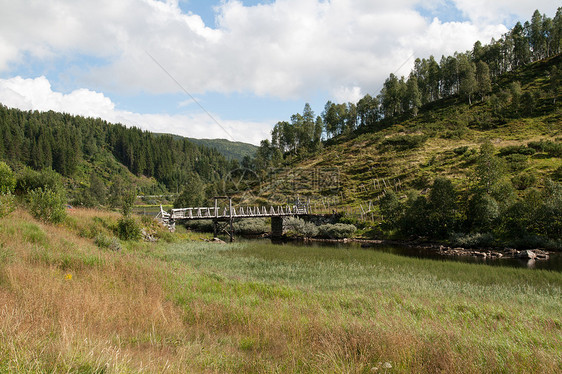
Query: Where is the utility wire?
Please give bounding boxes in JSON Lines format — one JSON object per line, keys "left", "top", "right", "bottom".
{"left": 144, "top": 50, "right": 235, "bottom": 141}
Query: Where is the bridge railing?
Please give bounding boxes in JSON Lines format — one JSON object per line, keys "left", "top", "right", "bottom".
{"left": 168, "top": 205, "right": 309, "bottom": 220}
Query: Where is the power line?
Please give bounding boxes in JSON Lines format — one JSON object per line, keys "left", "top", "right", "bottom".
{"left": 144, "top": 50, "right": 235, "bottom": 141}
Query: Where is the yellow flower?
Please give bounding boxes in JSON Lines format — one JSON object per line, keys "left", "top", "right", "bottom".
{"left": 65, "top": 273, "right": 72, "bottom": 280}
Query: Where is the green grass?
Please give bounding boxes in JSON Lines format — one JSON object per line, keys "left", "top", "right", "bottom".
{"left": 148, "top": 241, "right": 562, "bottom": 372}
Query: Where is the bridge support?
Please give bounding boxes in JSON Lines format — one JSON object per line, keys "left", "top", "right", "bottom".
{"left": 213, "top": 219, "right": 234, "bottom": 242}
{"left": 271, "top": 216, "right": 284, "bottom": 239}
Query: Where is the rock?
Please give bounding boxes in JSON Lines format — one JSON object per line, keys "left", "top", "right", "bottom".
{"left": 141, "top": 228, "right": 157, "bottom": 242}
{"left": 517, "top": 250, "right": 537, "bottom": 260}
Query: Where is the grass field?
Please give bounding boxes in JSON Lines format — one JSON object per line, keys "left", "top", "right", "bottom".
{"left": 0, "top": 208, "right": 561, "bottom": 373}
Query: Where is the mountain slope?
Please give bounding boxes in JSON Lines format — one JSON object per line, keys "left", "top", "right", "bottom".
{"left": 186, "top": 138, "right": 257, "bottom": 162}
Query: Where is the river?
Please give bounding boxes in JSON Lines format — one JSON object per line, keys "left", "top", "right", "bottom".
{"left": 260, "top": 239, "right": 562, "bottom": 272}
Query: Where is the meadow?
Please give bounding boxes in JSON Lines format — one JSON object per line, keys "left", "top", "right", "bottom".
{"left": 0, "top": 208, "right": 561, "bottom": 373}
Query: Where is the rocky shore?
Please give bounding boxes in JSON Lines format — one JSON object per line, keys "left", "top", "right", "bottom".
{"left": 356, "top": 239, "right": 551, "bottom": 260}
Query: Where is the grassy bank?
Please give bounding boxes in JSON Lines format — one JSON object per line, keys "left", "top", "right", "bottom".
{"left": 0, "top": 208, "right": 561, "bottom": 372}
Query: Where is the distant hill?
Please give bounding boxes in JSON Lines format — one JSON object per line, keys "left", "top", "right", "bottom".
{"left": 186, "top": 138, "right": 257, "bottom": 162}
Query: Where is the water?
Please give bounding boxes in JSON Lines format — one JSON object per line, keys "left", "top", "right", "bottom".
{"left": 259, "top": 239, "right": 562, "bottom": 272}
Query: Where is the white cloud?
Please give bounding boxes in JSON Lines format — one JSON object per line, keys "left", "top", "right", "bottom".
{"left": 332, "top": 86, "right": 363, "bottom": 104}
{"left": 0, "top": 0, "right": 529, "bottom": 101}
{"left": 0, "top": 76, "right": 270, "bottom": 145}
{"left": 452, "top": 0, "right": 560, "bottom": 26}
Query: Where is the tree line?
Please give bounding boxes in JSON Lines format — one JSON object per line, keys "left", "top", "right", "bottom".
{"left": 252, "top": 8, "right": 561, "bottom": 166}
{"left": 0, "top": 105, "right": 237, "bottom": 196}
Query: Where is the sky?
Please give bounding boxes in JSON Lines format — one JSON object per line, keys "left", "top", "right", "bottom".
{"left": 0, "top": 0, "right": 559, "bottom": 145}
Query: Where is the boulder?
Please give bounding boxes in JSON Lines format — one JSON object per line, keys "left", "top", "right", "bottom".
{"left": 517, "top": 250, "right": 537, "bottom": 260}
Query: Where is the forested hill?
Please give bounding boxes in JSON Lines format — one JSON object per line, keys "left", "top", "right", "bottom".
{"left": 158, "top": 133, "right": 258, "bottom": 162}
{"left": 0, "top": 105, "right": 237, "bottom": 196}
{"left": 186, "top": 138, "right": 257, "bottom": 162}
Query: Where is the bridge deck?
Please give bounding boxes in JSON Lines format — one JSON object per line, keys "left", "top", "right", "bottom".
{"left": 166, "top": 205, "right": 308, "bottom": 220}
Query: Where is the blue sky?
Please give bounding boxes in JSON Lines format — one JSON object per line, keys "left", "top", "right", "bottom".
{"left": 0, "top": 0, "right": 559, "bottom": 144}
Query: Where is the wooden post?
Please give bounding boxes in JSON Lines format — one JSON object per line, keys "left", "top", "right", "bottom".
{"left": 228, "top": 197, "right": 233, "bottom": 242}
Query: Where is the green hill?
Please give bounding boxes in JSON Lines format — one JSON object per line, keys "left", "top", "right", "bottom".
{"left": 0, "top": 107, "right": 237, "bottom": 206}
{"left": 248, "top": 53, "right": 562, "bottom": 247}
{"left": 186, "top": 138, "right": 257, "bottom": 162}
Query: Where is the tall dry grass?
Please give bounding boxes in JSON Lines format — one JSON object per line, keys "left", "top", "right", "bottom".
{"left": 1, "top": 208, "right": 561, "bottom": 373}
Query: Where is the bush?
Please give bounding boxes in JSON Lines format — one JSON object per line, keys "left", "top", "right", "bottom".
{"left": 512, "top": 172, "right": 537, "bottom": 190}
{"left": 317, "top": 223, "right": 357, "bottom": 239}
{"left": 498, "top": 145, "right": 535, "bottom": 156}
{"left": 94, "top": 233, "right": 122, "bottom": 251}
{"left": 27, "top": 188, "right": 67, "bottom": 223}
{"left": 380, "top": 135, "right": 427, "bottom": 151}
{"left": 453, "top": 146, "right": 469, "bottom": 155}
{"left": 0, "top": 162, "right": 16, "bottom": 194}
{"left": 527, "top": 140, "right": 562, "bottom": 157}
{"left": 553, "top": 166, "right": 562, "bottom": 181}
{"left": 450, "top": 232, "right": 495, "bottom": 248}
{"left": 116, "top": 217, "right": 142, "bottom": 241}
{"left": 185, "top": 220, "right": 214, "bottom": 232}
{"left": 16, "top": 167, "right": 64, "bottom": 194}
{"left": 234, "top": 218, "right": 269, "bottom": 235}
{"left": 504, "top": 153, "right": 528, "bottom": 171}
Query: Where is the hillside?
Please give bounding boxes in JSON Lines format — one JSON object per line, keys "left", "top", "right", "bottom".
{"left": 247, "top": 54, "right": 562, "bottom": 247}
{"left": 255, "top": 54, "right": 561, "bottom": 204}
{"left": 0, "top": 107, "right": 238, "bottom": 206}
{"left": 187, "top": 138, "right": 257, "bottom": 162}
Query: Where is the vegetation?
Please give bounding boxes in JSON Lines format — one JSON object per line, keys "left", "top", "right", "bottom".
{"left": 0, "top": 208, "right": 560, "bottom": 372}
{"left": 186, "top": 137, "right": 258, "bottom": 162}
{"left": 0, "top": 105, "right": 239, "bottom": 206}
{"left": 244, "top": 9, "right": 562, "bottom": 247}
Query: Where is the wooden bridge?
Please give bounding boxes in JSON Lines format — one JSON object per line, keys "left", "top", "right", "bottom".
{"left": 156, "top": 196, "right": 311, "bottom": 241}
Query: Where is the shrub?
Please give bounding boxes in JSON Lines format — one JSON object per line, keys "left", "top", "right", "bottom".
{"left": 234, "top": 218, "right": 269, "bottom": 235}
{"left": 94, "top": 233, "right": 122, "bottom": 251}
{"left": 553, "top": 166, "right": 562, "bottom": 181}
{"left": 380, "top": 135, "right": 427, "bottom": 151}
{"left": 115, "top": 217, "right": 142, "bottom": 241}
{"left": 527, "top": 140, "right": 562, "bottom": 157}
{"left": 498, "top": 145, "right": 535, "bottom": 156}
{"left": 301, "top": 221, "right": 320, "bottom": 238}
{"left": 283, "top": 217, "right": 319, "bottom": 238}
{"left": 185, "top": 220, "right": 214, "bottom": 232}
{"left": 453, "top": 146, "right": 469, "bottom": 155}
{"left": 450, "top": 232, "right": 495, "bottom": 248}
{"left": 504, "top": 153, "right": 528, "bottom": 171}
{"left": 16, "top": 167, "right": 64, "bottom": 194}
{"left": 511, "top": 172, "right": 537, "bottom": 190}
{"left": 27, "top": 188, "right": 67, "bottom": 223}
{"left": 0, "top": 162, "right": 16, "bottom": 194}
{"left": 317, "top": 223, "right": 357, "bottom": 239}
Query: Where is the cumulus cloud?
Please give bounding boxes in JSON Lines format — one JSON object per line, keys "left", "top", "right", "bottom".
{"left": 0, "top": 0, "right": 531, "bottom": 100}
{"left": 0, "top": 76, "right": 270, "bottom": 145}
{"left": 452, "top": 0, "right": 560, "bottom": 26}
{"left": 0, "top": 0, "right": 555, "bottom": 144}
